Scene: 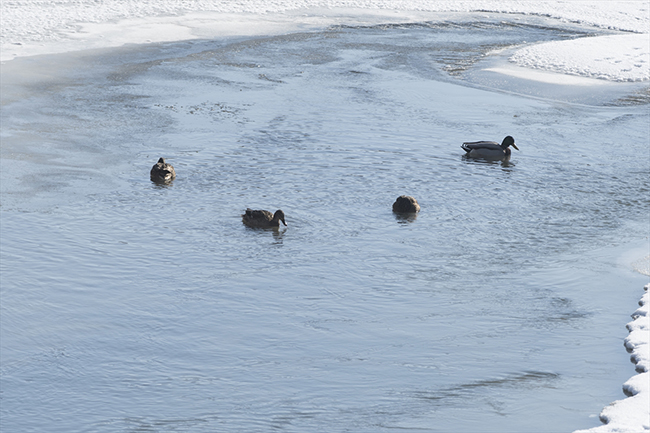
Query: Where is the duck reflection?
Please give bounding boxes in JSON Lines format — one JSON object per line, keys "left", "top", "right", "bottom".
{"left": 271, "top": 228, "right": 285, "bottom": 244}
{"left": 461, "top": 154, "right": 515, "bottom": 168}
{"left": 394, "top": 212, "right": 418, "bottom": 224}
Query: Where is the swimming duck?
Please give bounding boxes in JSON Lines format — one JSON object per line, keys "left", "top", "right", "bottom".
{"left": 242, "top": 208, "right": 287, "bottom": 228}
{"left": 461, "top": 136, "right": 519, "bottom": 159}
{"left": 392, "top": 195, "right": 420, "bottom": 213}
{"left": 150, "top": 157, "right": 176, "bottom": 183}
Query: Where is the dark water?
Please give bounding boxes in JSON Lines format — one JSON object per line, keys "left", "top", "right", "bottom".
{"left": 1, "top": 15, "right": 649, "bottom": 432}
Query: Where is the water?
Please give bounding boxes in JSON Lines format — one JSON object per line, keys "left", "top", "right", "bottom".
{"left": 1, "top": 15, "right": 649, "bottom": 432}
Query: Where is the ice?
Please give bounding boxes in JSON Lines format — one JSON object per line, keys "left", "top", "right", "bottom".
{"left": 628, "top": 287, "right": 650, "bottom": 375}
{"left": 482, "top": 65, "right": 610, "bottom": 86}
{"left": 1, "top": 1, "right": 649, "bottom": 83}
{"left": 510, "top": 34, "right": 650, "bottom": 82}
{"left": 625, "top": 296, "right": 650, "bottom": 375}
{"left": 575, "top": 285, "right": 650, "bottom": 433}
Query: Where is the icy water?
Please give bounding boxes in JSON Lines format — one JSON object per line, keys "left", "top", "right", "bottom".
{"left": 1, "top": 15, "right": 649, "bottom": 433}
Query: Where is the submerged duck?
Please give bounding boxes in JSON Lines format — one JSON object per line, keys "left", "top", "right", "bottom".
{"left": 150, "top": 157, "right": 176, "bottom": 183}
{"left": 242, "top": 208, "right": 287, "bottom": 228}
{"left": 461, "top": 136, "right": 519, "bottom": 159}
{"left": 392, "top": 195, "right": 420, "bottom": 213}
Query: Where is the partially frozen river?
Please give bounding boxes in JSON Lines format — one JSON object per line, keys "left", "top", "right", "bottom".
{"left": 1, "top": 13, "right": 649, "bottom": 432}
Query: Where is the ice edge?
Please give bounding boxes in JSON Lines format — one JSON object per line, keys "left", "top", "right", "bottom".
{"left": 575, "top": 283, "right": 650, "bottom": 433}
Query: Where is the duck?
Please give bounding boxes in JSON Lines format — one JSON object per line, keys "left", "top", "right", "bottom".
{"left": 461, "top": 136, "right": 518, "bottom": 159}
{"left": 242, "top": 208, "right": 287, "bottom": 228}
{"left": 392, "top": 195, "right": 420, "bottom": 213}
{"left": 150, "top": 157, "right": 176, "bottom": 183}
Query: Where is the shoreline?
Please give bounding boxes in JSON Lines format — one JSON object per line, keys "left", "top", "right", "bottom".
{"left": 575, "top": 284, "right": 650, "bottom": 433}
{"left": 2, "top": 5, "right": 649, "bottom": 83}
{"left": 3, "top": 2, "right": 648, "bottom": 58}
{"left": 2, "top": 26, "right": 647, "bottom": 113}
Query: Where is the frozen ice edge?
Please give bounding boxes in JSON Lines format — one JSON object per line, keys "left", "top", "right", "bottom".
{"left": 1, "top": 2, "right": 649, "bottom": 84}
{"left": 575, "top": 284, "right": 650, "bottom": 433}
{"left": 509, "top": 34, "right": 650, "bottom": 83}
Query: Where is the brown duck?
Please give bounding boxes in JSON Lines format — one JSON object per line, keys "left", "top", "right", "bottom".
{"left": 242, "top": 208, "right": 287, "bottom": 228}
{"left": 392, "top": 196, "right": 420, "bottom": 213}
{"left": 150, "top": 157, "right": 176, "bottom": 183}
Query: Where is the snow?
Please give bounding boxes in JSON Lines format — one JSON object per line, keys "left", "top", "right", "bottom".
{"left": 1, "top": 1, "right": 649, "bottom": 83}
{"left": 575, "top": 285, "right": 650, "bottom": 433}
{"left": 510, "top": 34, "right": 650, "bottom": 82}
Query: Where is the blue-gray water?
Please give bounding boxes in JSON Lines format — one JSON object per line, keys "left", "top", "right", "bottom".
{"left": 1, "top": 15, "right": 649, "bottom": 432}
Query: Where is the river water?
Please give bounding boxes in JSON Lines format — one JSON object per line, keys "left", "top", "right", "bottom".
{"left": 1, "top": 14, "right": 649, "bottom": 432}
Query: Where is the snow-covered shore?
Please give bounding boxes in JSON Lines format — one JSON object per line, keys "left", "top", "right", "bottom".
{"left": 576, "top": 284, "right": 650, "bottom": 433}
{"left": 1, "top": 1, "right": 649, "bottom": 81}
{"left": 511, "top": 34, "right": 649, "bottom": 82}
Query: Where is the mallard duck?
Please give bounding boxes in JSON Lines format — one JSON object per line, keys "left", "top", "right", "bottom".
{"left": 150, "top": 157, "right": 176, "bottom": 183}
{"left": 461, "top": 136, "right": 518, "bottom": 159}
{"left": 392, "top": 195, "right": 420, "bottom": 213}
{"left": 242, "top": 208, "right": 287, "bottom": 228}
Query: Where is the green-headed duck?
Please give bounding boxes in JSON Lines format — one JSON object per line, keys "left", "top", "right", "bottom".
{"left": 461, "top": 136, "right": 518, "bottom": 159}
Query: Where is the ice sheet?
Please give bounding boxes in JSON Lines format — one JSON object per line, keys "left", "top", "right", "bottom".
{"left": 510, "top": 34, "right": 650, "bottom": 82}
{"left": 2, "top": 1, "right": 649, "bottom": 83}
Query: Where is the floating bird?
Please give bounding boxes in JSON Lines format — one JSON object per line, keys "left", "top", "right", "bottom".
{"left": 461, "top": 136, "right": 519, "bottom": 159}
{"left": 392, "top": 195, "right": 420, "bottom": 213}
{"left": 242, "top": 208, "right": 287, "bottom": 228}
{"left": 150, "top": 157, "right": 176, "bottom": 183}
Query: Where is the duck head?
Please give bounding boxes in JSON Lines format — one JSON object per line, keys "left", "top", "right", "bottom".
{"left": 274, "top": 210, "right": 287, "bottom": 226}
{"left": 501, "top": 136, "right": 519, "bottom": 151}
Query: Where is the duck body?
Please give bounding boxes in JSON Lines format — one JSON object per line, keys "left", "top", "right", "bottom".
{"left": 461, "top": 136, "right": 518, "bottom": 159}
{"left": 392, "top": 195, "right": 420, "bottom": 213}
{"left": 150, "top": 157, "right": 176, "bottom": 183}
{"left": 242, "top": 208, "right": 287, "bottom": 228}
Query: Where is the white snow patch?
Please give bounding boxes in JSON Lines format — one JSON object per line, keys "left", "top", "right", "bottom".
{"left": 510, "top": 34, "right": 650, "bottom": 82}
{"left": 2, "top": 1, "right": 650, "bottom": 79}
{"left": 575, "top": 284, "right": 650, "bottom": 433}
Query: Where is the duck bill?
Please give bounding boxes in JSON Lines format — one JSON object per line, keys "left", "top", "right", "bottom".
{"left": 281, "top": 219, "right": 287, "bottom": 226}
{"left": 511, "top": 143, "right": 519, "bottom": 151}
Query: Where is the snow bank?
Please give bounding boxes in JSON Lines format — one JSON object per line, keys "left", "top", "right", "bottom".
{"left": 2, "top": 0, "right": 648, "bottom": 47}
{"left": 575, "top": 284, "right": 650, "bottom": 433}
{"left": 1, "top": 1, "right": 649, "bottom": 84}
{"left": 510, "top": 34, "right": 650, "bottom": 82}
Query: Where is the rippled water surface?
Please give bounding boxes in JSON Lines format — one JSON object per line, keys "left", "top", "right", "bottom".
{"left": 1, "top": 15, "right": 649, "bottom": 432}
